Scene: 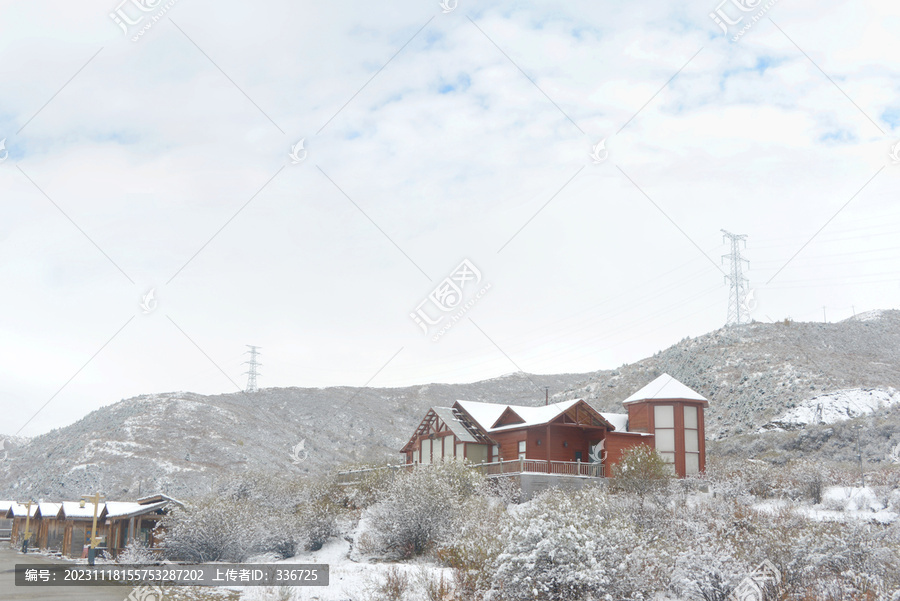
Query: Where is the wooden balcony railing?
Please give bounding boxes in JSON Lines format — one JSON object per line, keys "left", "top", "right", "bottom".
{"left": 335, "top": 458, "right": 604, "bottom": 484}
{"left": 469, "top": 459, "right": 604, "bottom": 478}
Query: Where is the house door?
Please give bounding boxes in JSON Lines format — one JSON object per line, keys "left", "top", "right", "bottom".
{"left": 574, "top": 451, "right": 583, "bottom": 462}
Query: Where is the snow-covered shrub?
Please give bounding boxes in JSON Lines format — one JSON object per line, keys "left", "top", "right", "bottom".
{"left": 416, "top": 566, "right": 456, "bottom": 601}
{"left": 669, "top": 538, "right": 749, "bottom": 601}
{"left": 366, "top": 565, "right": 410, "bottom": 601}
{"left": 363, "top": 461, "right": 483, "bottom": 559}
{"left": 337, "top": 463, "right": 402, "bottom": 510}
{"left": 161, "top": 497, "right": 257, "bottom": 562}
{"left": 116, "top": 539, "right": 158, "bottom": 564}
{"left": 489, "top": 487, "right": 642, "bottom": 601}
{"left": 438, "top": 494, "right": 506, "bottom": 598}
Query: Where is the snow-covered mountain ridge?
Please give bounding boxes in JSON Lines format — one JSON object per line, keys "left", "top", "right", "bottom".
{"left": 3, "top": 310, "right": 899, "bottom": 499}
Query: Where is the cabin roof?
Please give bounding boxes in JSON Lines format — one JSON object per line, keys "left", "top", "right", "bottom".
{"left": 135, "top": 493, "right": 183, "bottom": 506}
{"left": 457, "top": 399, "right": 613, "bottom": 432}
{"left": 432, "top": 406, "right": 479, "bottom": 443}
{"left": 489, "top": 399, "right": 581, "bottom": 431}
{"left": 105, "top": 500, "right": 171, "bottom": 519}
{"left": 600, "top": 412, "right": 629, "bottom": 431}
{"left": 59, "top": 501, "right": 105, "bottom": 520}
{"left": 622, "top": 373, "right": 708, "bottom": 405}
{"left": 454, "top": 400, "right": 507, "bottom": 432}
{"left": 36, "top": 502, "right": 62, "bottom": 518}
{"left": 7, "top": 502, "right": 38, "bottom": 518}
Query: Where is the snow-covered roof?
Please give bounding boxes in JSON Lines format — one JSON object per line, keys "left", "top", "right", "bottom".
{"left": 432, "top": 407, "right": 479, "bottom": 443}
{"left": 622, "top": 374, "right": 707, "bottom": 405}
{"left": 103, "top": 502, "right": 145, "bottom": 518}
{"left": 490, "top": 399, "right": 582, "bottom": 431}
{"left": 59, "top": 501, "right": 105, "bottom": 519}
{"left": 8, "top": 502, "right": 38, "bottom": 518}
{"left": 105, "top": 500, "right": 169, "bottom": 519}
{"left": 455, "top": 400, "right": 507, "bottom": 431}
{"left": 600, "top": 412, "right": 629, "bottom": 431}
{"left": 0, "top": 501, "right": 13, "bottom": 513}
{"left": 456, "top": 399, "right": 610, "bottom": 432}
{"left": 136, "top": 493, "right": 183, "bottom": 506}
{"left": 36, "top": 502, "right": 61, "bottom": 518}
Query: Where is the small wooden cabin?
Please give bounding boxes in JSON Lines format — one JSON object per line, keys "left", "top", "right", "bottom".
{"left": 34, "top": 502, "right": 64, "bottom": 552}
{"left": 0, "top": 501, "right": 13, "bottom": 541}
{"left": 104, "top": 495, "right": 181, "bottom": 556}
{"left": 401, "top": 373, "right": 708, "bottom": 478}
{"left": 6, "top": 501, "right": 37, "bottom": 544}
{"left": 58, "top": 501, "right": 108, "bottom": 558}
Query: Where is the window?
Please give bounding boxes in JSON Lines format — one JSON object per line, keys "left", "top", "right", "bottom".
{"left": 654, "top": 405, "right": 675, "bottom": 464}
{"left": 421, "top": 438, "right": 432, "bottom": 465}
{"left": 492, "top": 444, "right": 500, "bottom": 461}
{"left": 684, "top": 405, "right": 700, "bottom": 474}
{"left": 518, "top": 440, "right": 526, "bottom": 460}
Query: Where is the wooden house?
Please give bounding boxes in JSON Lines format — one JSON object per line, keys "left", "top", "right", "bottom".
{"left": 34, "top": 502, "right": 63, "bottom": 552}
{"left": 401, "top": 373, "right": 708, "bottom": 480}
{"left": 58, "top": 501, "right": 108, "bottom": 558}
{"left": 5, "top": 501, "right": 37, "bottom": 544}
{"left": 104, "top": 494, "right": 182, "bottom": 557}
{"left": 0, "top": 501, "right": 13, "bottom": 542}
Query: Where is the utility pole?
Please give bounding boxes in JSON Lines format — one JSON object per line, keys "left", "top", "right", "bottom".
{"left": 18, "top": 500, "right": 34, "bottom": 553}
{"left": 721, "top": 230, "right": 750, "bottom": 325}
{"left": 81, "top": 492, "right": 105, "bottom": 565}
{"left": 244, "top": 345, "right": 262, "bottom": 393}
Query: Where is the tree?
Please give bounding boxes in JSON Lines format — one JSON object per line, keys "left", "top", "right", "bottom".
{"left": 609, "top": 444, "right": 673, "bottom": 511}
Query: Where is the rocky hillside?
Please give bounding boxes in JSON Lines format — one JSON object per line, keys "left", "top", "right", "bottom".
{"left": 556, "top": 310, "right": 900, "bottom": 439}
{"left": 2, "top": 310, "right": 899, "bottom": 500}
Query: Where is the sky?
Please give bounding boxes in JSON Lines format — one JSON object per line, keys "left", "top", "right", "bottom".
{"left": 1, "top": 0, "right": 899, "bottom": 437}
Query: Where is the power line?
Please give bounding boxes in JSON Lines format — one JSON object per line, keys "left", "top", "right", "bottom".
{"left": 721, "top": 229, "right": 750, "bottom": 326}
{"left": 244, "top": 345, "right": 262, "bottom": 393}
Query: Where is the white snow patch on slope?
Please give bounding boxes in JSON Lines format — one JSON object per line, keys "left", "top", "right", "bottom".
{"left": 760, "top": 387, "right": 900, "bottom": 431}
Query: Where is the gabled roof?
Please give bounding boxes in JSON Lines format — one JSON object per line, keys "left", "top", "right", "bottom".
{"left": 36, "top": 502, "right": 62, "bottom": 518}
{"left": 455, "top": 401, "right": 507, "bottom": 432}
{"left": 8, "top": 502, "right": 38, "bottom": 518}
{"left": 600, "top": 412, "right": 629, "bottom": 431}
{"left": 401, "top": 405, "right": 493, "bottom": 453}
{"left": 0, "top": 501, "right": 14, "bottom": 515}
{"left": 135, "top": 494, "right": 183, "bottom": 506}
{"left": 59, "top": 501, "right": 106, "bottom": 520}
{"left": 432, "top": 407, "right": 479, "bottom": 443}
{"left": 458, "top": 399, "right": 613, "bottom": 433}
{"left": 622, "top": 373, "right": 708, "bottom": 405}
{"left": 105, "top": 500, "right": 172, "bottom": 520}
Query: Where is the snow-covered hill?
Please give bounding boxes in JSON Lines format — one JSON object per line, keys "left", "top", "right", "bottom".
{"left": 760, "top": 387, "right": 900, "bottom": 431}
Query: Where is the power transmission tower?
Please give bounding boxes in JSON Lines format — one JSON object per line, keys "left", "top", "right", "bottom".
{"left": 244, "top": 345, "right": 262, "bottom": 393}
{"left": 721, "top": 229, "right": 750, "bottom": 325}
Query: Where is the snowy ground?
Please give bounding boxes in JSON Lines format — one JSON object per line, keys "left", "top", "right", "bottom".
{"left": 754, "top": 486, "right": 900, "bottom": 525}
{"left": 234, "top": 538, "right": 451, "bottom": 601}
{"left": 760, "top": 387, "right": 900, "bottom": 431}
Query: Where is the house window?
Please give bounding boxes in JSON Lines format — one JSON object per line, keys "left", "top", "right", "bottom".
{"left": 421, "top": 438, "right": 432, "bottom": 465}
{"left": 492, "top": 445, "right": 500, "bottom": 461}
{"left": 518, "top": 440, "right": 526, "bottom": 460}
{"left": 654, "top": 405, "right": 675, "bottom": 464}
{"left": 684, "top": 405, "right": 700, "bottom": 475}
